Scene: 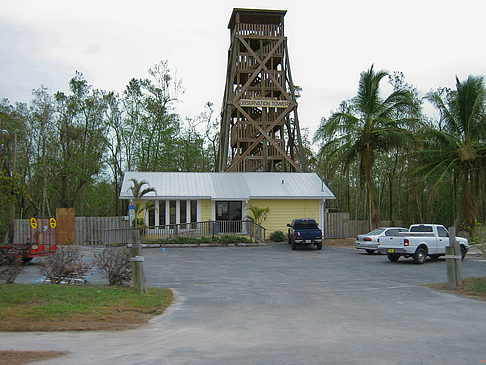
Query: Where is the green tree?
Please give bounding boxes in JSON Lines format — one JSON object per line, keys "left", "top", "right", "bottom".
{"left": 103, "top": 91, "right": 125, "bottom": 216}
{"left": 53, "top": 73, "right": 108, "bottom": 211}
{"left": 0, "top": 171, "right": 25, "bottom": 242}
{"left": 133, "top": 61, "right": 182, "bottom": 171}
{"left": 314, "top": 66, "right": 419, "bottom": 229}
{"left": 28, "top": 87, "right": 57, "bottom": 217}
{"left": 419, "top": 75, "right": 486, "bottom": 231}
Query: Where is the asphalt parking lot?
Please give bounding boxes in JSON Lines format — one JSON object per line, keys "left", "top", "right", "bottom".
{"left": 4, "top": 243, "right": 486, "bottom": 364}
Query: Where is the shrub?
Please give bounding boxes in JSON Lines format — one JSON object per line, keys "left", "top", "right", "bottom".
{"left": 95, "top": 247, "right": 132, "bottom": 285}
{"left": 39, "top": 246, "right": 92, "bottom": 284}
{"left": 0, "top": 251, "right": 24, "bottom": 284}
{"left": 142, "top": 235, "right": 252, "bottom": 245}
{"left": 270, "top": 230, "right": 286, "bottom": 242}
{"left": 215, "top": 235, "right": 252, "bottom": 244}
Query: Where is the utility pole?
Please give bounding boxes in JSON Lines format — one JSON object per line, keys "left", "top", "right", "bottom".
{"left": 1, "top": 129, "right": 16, "bottom": 244}
{"left": 10, "top": 132, "right": 16, "bottom": 244}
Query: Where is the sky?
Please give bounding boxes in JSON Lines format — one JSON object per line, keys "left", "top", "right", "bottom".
{"left": 1, "top": 0, "right": 485, "bottom": 138}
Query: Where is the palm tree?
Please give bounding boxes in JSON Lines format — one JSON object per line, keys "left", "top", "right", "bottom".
{"left": 314, "top": 65, "right": 419, "bottom": 229}
{"left": 246, "top": 206, "right": 270, "bottom": 226}
{"left": 128, "top": 178, "right": 156, "bottom": 229}
{"left": 419, "top": 75, "right": 486, "bottom": 231}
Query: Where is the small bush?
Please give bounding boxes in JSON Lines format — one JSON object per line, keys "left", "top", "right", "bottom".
{"left": 214, "top": 235, "right": 252, "bottom": 244}
{"left": 39, "top": 246, "right": 92, "bottom": 284}
{"left": 95, "top": 247, "right": 132, "bottom": 285}
{"left": 0, "top": 251, "right": 24, "bottom": 284}
{"left": 270, "top": 230, "right": 286, "bottom": 242}
{"left": 143, "top": 235, "right": 252, "bottom": 245}
{"left": 198, "top": 237, "right": 211, "bottom": 243}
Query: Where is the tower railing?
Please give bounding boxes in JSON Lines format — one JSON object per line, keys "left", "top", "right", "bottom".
{"left": 233, "top": 23, "right": 283, "bottom": 38}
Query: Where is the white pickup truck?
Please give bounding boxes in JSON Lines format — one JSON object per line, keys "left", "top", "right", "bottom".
{"left": 378, "top": 224, "right": 469, "bottom": 264}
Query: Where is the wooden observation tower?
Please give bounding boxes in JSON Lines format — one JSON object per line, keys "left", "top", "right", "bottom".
{"left": 217, "top": 8, "right": 307, "bottom": 172}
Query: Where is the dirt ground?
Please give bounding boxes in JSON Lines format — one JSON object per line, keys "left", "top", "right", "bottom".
{"left": 1, "top": 310, "right": 156, "bottom": 332}
{"left": 323, "top": 238, "right": 355, "bottom": 247}
{"left": 0, "top": 351, "right": 68, "bottom": 365}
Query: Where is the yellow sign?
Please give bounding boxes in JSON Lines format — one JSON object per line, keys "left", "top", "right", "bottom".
{"left": 239, "top": 99, "right": 291, "bottom": 108}
{"left": 30, "top": 217, "right": 37, "bottom": 230}
{"left": 49, "top": 218, "right": 57, "bottom": 229}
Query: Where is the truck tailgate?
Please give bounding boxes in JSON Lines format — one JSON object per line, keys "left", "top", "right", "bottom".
{"left": 379, "top": 236, "right": 404, "bottom": 249}
{"left": 295, "top": 229, "right": 321, "bottom": 240}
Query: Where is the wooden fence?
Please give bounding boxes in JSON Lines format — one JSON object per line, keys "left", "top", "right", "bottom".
{"left": 14, "top": 217, "right": 130, "bottom": 245}
{"left": 15, "top": 214, "right": 402, "bottom": 244}
{"left": 325, "top": 213, "right": 404, "bottom": 239}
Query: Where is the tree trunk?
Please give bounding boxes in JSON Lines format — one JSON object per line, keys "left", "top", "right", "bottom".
{"left": 363, "top": 147, "right": 379, "bottom": 230}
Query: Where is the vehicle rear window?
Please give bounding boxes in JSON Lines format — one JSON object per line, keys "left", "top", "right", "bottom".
{"left": 385, "top": 229, "right": 407, "bottom": 236}
{"left": 294, "top": 221, "right": 318, "bottom": 229}
{"left": 368, "top": 228, "right": 385, "bottom": 235}
{"left": 410, "top": 225, "right": 433, "bottom": 232}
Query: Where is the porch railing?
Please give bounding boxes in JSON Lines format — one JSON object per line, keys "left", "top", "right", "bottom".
{"left": 103, "top": 220, "right": 266, "bottom": 246}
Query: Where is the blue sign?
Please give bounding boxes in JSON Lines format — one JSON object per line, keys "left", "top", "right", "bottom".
{"left": 129, "top": 205, "right": 135, "bottom": 210}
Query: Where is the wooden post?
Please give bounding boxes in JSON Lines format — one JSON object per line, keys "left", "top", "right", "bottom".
{"left": 130, "top": 230, "right": 146, "bottom": 294}
{"left": 446, "top": 245, "right": 456, "bottom": 289}
{"left": 446, "top": 226, "right": 462, "bottom": 289}
{"left": 450, "top": 227, "right": 462, "bottom": 286}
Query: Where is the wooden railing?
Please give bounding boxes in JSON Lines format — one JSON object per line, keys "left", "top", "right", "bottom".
{"left": 234, "top": 23, "right": 283, "bottom": 38}
{"left": 103, "top": 220, "right": 266, "bottom": 246}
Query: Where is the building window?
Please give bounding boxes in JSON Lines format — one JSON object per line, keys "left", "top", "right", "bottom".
{"left": 148, "top": 205, "right": 155, "bottom": 227}
{"left": 216, "top": 201, "right": 242, "bottom": 233}
{"left": 170, "top": 200, "right": 176, "bottom": 225}
{"left": 216, "top": 201, "right": 242, "bottom": 220}
{"left": 190, "top": 200, "right": 197, "bottom": 223}
{"left": 159, "top": 200, "right": 166, "bottom": 226}
{"left": 180, "top": 200, "right": 187, "bottom": 224}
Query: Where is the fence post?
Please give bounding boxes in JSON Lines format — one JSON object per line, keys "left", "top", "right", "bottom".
{"left": 451, "top": 227, "right": 462, "bottom": 286}
{"left": 130, "top": 230, "right": 146, "bottom": 295}
{"left": 446, "top": 227, "right": 462, "bottom": 289}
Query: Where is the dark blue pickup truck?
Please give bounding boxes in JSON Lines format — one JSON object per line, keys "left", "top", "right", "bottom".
{"left": 287, "top": 219, "right": 323, "bottom": 250}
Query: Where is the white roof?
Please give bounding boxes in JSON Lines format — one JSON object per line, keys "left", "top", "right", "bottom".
{"left": 120, "top": 172, "right": 335, "bottom": 200}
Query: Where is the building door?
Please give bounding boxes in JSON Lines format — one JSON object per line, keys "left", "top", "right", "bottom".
{"left": 216, "top": 201, "right": 242, "bottom": 233}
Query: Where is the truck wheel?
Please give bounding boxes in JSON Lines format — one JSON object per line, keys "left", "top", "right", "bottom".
{"left": 461, "top": 246, "right": 466, "bottom": 260}
{"left": 316, "top": 242, "right": 322, "bottom": 250}
{"left": 413, "top": 247, "right": 427, "bottom": 264}
{"left": 21, "top": 257, "right": 33, "bottom": 263}
{"left": 291, "top": 240, "right": 297, "bottom": 250}
{"left": 387, "top": 253, "right": 400, "bottom": 262}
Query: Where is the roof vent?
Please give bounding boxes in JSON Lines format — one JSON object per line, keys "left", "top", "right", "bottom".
{"left": 281, "top": 179, "right": 285, "bottom": 184}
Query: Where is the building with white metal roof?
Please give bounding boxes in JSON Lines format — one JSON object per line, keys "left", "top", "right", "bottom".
{"left": 120, "top": 172, "right": 334, "bottom": 235}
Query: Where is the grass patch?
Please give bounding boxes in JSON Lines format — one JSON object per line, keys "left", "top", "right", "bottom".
{"left": 426, "top": 276, "right": 486, "bottom": 301}
{"left": 0, "top": 284, "right": 173, "bottom": 331}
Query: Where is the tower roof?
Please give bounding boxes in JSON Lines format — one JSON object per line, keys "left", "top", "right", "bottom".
{"left": 228, "top": 8, "right": 287, "bottom": 30}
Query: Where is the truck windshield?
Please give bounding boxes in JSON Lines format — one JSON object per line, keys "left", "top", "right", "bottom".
{"left": 294, "top": 221, "right": 318, "bottom": 229}
{"left": 410, "top": 226, "right": 433, "bottom": 232}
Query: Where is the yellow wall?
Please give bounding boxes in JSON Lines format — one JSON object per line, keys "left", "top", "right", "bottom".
{"left": 201, "top": 199, "right": 212, "bottom": 221}
{"left": 248, "top": 199, "right": 320, "bottom": 234}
